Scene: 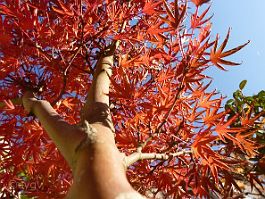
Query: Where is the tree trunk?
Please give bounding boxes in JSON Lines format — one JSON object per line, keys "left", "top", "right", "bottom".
{"left": 22, "top": 46, "right": 146, "bottom": 199}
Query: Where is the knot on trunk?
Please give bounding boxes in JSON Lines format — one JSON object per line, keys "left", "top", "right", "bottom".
{"left": 75, "top": 120, "right": 97, "bottom": 153}
{"left": 81, "top": 102, "right": 114, "bottom": 130}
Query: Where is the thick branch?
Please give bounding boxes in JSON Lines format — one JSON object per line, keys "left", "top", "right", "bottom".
{"left": 81, "top": 20, "right": 127, "bottom": 123}
{"left": 21, "top": 92, "right": 86, "bottom": 169}
{"left": 124, "top": 150, "right": 192, "bottom": 168}
{"left": 81, "top": 45, "right": 116, "bottom": 124}
{"left": 33, "top": 102, "right": 85, "bottom": 166}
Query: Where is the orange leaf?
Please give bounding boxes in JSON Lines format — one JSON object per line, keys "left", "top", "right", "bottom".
{"left": 210, "top": 29, "right": 250, "bottom": 70}
{"left": 0, "top": 4, "right": 17, "bottom": 17}
{"left": 142, "top": 0, "right": 162, "bottom": 15}
{"left": 52, "top": 0, "right": 74, "bottom": 16}
{"left": 191, "top": 6, "right": 213, "bottom": 28}
{"left": 160, "top": 0, "right": 186, "bottom": 28}
{"left": 191, "top": 0, "right": 211, "bottom": 7}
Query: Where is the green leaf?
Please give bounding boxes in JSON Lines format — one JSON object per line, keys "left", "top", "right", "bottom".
{"left": 226, "top": 99, "right": 234, "bottom": 105}
{"left": 20, "top": 195, "right": 36, "bottom": 199}
{"left": 233, "top": 90, "right": 243, "bottom": 101}
{"left": 257, "top": 130, "right": 265, "bottom": 135}
{"left": 244, "top": 96, "right": 254, "bottom": 104}
{"left": 259, "top": 147, "right": 265, "bottom": 154}
{"left": 239, "top": 80, "right": 247, "bottom": 90}
{"left": 258, "top": 90, "right": 265, "bottom": 98}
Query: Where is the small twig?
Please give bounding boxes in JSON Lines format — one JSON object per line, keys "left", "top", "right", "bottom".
{"left": 64, "top": 45, "right": 83, "bottom": 76}
{"left": 51, "top": 46, "right": 82, "bottom": 106}
{"left": 178, "top": 31, "right": 186, "bottom": 60}
{"left": 244, "top": 192, "right": 265, "bottom": 197}
{"left": 149, "top": 160, "right": 165, "bottom": 174}
{"left": 124, "top": 149, "right": 192, "bottom": 168}
{"left": 114, "top": 20, "right": 127, "bottom": 49}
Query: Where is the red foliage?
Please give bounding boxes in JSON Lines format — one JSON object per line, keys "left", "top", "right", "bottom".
{"left": 0, "top": 0, "right": 262, "bottom": 198}
{"left": 191, "top": 0, "right": 211, "bottom": 7}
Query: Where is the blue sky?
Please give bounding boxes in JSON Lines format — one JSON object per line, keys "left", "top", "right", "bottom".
{"left": 205, "top": 0, "right": 265, "bottom": 98}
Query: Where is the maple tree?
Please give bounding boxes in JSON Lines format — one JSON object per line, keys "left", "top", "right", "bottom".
{"left": 0, "top": 0, "right": 264, "bottom": 198}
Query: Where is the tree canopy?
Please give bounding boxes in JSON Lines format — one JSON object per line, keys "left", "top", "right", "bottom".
{"left": 0, "top": 0, "right": 264, "bottom": 198}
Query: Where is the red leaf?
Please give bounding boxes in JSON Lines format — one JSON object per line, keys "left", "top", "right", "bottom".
{"left": 191, "top": 6, "right": 213, "bottom": 29}
{"left": 160, "top": 0, "right": 186, "bottom": 28}
{"left": 142, "top": 0, "right": 162, "bottom": 15}
{"left": 191, "top": 0, "right": 211, "bottom": 7}
{"left": 52, "top": 0, "right": 74, "bottom": 16}
{"left": 2, "top": 99, "right": 15, "bottom": 110}
{"left": 0, "top": 4, "right": 17, "bottom": 17}
{"left": 210, "top": 29, "right": 250, "bottom": 70}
